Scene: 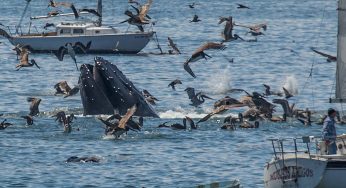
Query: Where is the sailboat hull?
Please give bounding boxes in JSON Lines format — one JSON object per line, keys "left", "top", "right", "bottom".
{"left": 264, "top": 155, "right": 346, "bottom": 188}
{"left": 10, "top": 32, "right": 154, "bottom": 54}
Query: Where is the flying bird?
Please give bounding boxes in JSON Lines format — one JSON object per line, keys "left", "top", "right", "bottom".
{"left": 48, "top": 1, "right": 79, "bottom": 19}
{"left": 168, "top": 79, "right": 182, "bottom": 90}
{"left": 184, "top": 42, "right": 226, "bottom": 78}
{"left": 16, "top": 48, "right": 40, "bottom": 71}
{"left": 167, "top": 37, "right": 181, "bottom": 54}
{"left": 142, "top": 89, "right": 159, "bottom": 105}
{"left": 43, "top": 23, "right": 55, "bottom": 30}
{"left": 53, "top": 111, "right": 76, "bottom": 133}
{"left": 54, "top": 41, "right": 91, "bottom": 70}
{"left": 27, "top": 97, "right": 41, "bottom": 116}
{"left": 282, "top": 87, "right": 294, "bottom": 99}
{"left": 188, "top": 3, "right": 197, "bottom": 8}
{"left": 185, "top": 87, "right": 213, "bottom": 107}
{"left": 120, "top": 0, "right": 153, "bottom": 31}
{"left": 236, "top": 3, "right": 250, "bottom": 9}
{"left": 21, "top": 115, "right": 34, "bottom": 125}
{"left": 190, "top": 14, "right": 201, "bottom": 22}
{"left": 310, "top": 47, "right": 336, "bottom": 62}
{"left": 54, "top": 81, "right": 80, "bottom": 98}
{"left": 79, "top": 8, "right": 101, "bottom": 17}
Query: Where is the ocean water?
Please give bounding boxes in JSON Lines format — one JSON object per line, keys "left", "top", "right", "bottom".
{"left": 0, "top": 0, "right": 345, "bottom": 187}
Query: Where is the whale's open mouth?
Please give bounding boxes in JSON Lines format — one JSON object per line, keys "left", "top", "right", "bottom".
{"left": 79, "top": 57, "right": 159, "bottom": 118}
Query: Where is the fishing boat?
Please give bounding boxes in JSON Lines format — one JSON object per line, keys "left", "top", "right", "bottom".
{"left": 0, "top": 0, "right": 154, "bottom": 54}
{"left": 264, "top": 1, "right": 346, "bottom": 187}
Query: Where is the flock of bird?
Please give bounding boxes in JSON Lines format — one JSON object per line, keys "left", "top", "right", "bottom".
{"left": 0, "top": 0, "right": 341, "bottom": 161}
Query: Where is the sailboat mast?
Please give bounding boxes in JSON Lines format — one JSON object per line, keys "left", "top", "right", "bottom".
{"left": 97, "top": 0, "right": 102, "bottom": 26}
{"left": 333, "top": 0, "right": 346, "bottom": 103}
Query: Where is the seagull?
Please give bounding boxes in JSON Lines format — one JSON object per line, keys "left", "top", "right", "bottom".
{"left": 54, "top": 41, "right": 92, "bottom": 70}
{"left": 168, "top": 79, "right": 182, "bottom": 90}
{"left": 190, "top": 14, "right": 201, "bottom": 22}
{"left": 27, "top": 97, "right": 41, "bottom": 116}
{"left": 310, "top": 47, "right": 336, "bottom": 62}
{"left": 167, "top": 37, "right": 181, "bottom": 54}
{"left": 236, "top": 3, "right": 250, "bottom": 9}
{"left": 16, "top": 48, "right": 40, "bottom": 71}
{"left": 184, "top": 42, "right": 226, "bottom": 78}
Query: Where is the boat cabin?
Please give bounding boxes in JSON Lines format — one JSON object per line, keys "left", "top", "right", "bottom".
{"left": 56, "top": 22, "right": 118, "bottom": 36}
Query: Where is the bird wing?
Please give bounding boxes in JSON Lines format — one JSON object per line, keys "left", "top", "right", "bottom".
{"left": 61, "top": 81, "right": 72, "bottom": 94}
{"left": 183, "top": 62, "right": 196, "bottom": 78}
{"left": 130, "top": 5, "right": 140, "bottom": 14}
{"left": 310, "top": 47, "right": 336, "bottom": 60}
{"left": 185, "top": 116, "right": 195, "bottom": 127}
{"left": 118, "top": 105, "right": 137, "bottom": 129}
{"left": 19, "top": 50, "right": 29, "bottom": 65}
{"left": 54, "top": 46, "right": 67, "bottom": 61}
{"left": 74, "top": 41, "right": 92, "bottom": 53}
{"left": 57, "top": 2, "right": 79, "bottom": 18}
{"left": 282, "top": 87, "right": 292, "bottom": 97}
{"left": 223, "top": 21, "right": 233, "bottom": 41}
{"left": 263, "top": 84, "right": 270, "bottom": 90}
{"left": 139, "top": 0, "right": 153, "bottom": 21}
{"left": 194, "top": 42, "right": 226, "bottom": 53}
{"left": 167, "top": 37, "right": 181, "bottom": 54}
{"left": 185, "top": 87, "right": 196, "bottom": 99}
{"left": 98, "top": 117, "right": 117, "bottom": 128}
{"left": 79, "top": 9, "right": 101, "bottom": 17}
{"left": 64, "top": 86, "right": 79, "bottom": 98}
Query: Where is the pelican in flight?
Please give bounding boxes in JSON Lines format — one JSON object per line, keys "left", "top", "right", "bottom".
{"left": 16, "top": 48, "right": 40, "bottom": 71}
{"left": 184, "top": 42, "right": 226, "bottom": 78}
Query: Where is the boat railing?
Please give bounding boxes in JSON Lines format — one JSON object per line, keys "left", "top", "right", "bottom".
{"left": 5, "top": 24, "right": 46, "bottom": 37}
{"left": 267, "top": 136, "right": 321, "bottom": 184}
{"left": 268, "top": 136, "right": 322, "bottom": 161}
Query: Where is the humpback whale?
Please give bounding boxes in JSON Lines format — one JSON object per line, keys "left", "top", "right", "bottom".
{"left": 79, "top": 57, "right": 159, "bottom": 117}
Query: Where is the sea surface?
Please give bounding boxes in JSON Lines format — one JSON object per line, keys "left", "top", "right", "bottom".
{"left": 0, "top": 0, "right": 345, "bottom": 187}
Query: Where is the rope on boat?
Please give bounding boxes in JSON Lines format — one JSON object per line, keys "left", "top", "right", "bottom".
{"left": 294, "top": 3, "right": 328, "bottom": 111}
{"left": 153, "top": 28, "right": 163, "bottom": 54}
{"left": 16, "top": 0, "right": 31, "bottom": 34}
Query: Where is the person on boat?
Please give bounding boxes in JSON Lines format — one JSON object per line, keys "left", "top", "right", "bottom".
{"left": 322, "top": 108, "right": 337, "bottom": 154}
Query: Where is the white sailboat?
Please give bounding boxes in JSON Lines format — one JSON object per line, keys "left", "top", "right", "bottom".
{"left": 263, "top": 0, "right": 346, "bottom": 187}
{"left": 0, "top": 0, "right": 154, "bottom": 54}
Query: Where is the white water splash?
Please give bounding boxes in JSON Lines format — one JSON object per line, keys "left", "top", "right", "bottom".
{"left": 205, "top": 65, "right": 232, "bottom": 95}
{"left": 159, "top": 106, "right": 208, "bottom": 119}
{"left": 283, "top": 75, "right": 299, "bottom": 95}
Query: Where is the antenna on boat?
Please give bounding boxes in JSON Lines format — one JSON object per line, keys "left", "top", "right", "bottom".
{"left": 16, "top": 0, "right": 31, "bottom": 34}
{"left": 97, "top": 0, "right": 102, "bottom": 26}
